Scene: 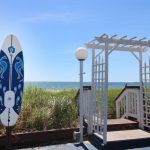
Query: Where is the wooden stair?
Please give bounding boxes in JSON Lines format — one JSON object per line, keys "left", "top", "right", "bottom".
{"left": 94, "top": 118, "right": 138, "bottom": 131}
{"left": 90, "top": 129, "right": 150, "bottom": 150}
{"left": 89, "top": 118, "right": 150, "bottom": 149}
{"left": 107, "top": 118, "right": 138, "bottom": 131}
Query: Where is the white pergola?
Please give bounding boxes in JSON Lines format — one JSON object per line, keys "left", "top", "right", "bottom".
{"left": 85, "top": 34, "right": 150, "bottom": 144}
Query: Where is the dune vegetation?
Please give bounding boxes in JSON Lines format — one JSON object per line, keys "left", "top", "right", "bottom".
{"left": 0, "top": 86, "right": 121, "bottom": 134}
{"left": 0, "top": 86, "right": 78, "bottom": 134}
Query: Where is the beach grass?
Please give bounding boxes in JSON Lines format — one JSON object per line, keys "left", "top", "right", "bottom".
{"left": 108, "top": 89, "right": 122, "bottom": 118}
{"left": 0, "top": 86, "right": 121, "bottom": 134}
{"left": 0, "top": 86, "right": 78, "bottom": 134}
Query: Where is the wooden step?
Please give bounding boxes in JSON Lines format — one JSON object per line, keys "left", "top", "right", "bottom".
{"left": 89, "top": 129, "right": 150, "bottom": 149}
{"left": 94, "top": 119, "right": 139, "bottom": 131}
{"left": 107, "top": 118, "right": 138, "bottom": 131}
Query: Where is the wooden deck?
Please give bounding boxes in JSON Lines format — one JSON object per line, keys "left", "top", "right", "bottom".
{"left": 90, "top": 118, "right": 150, "bottom": 149}
{"left": 107, "top": 118, "right": 137, "bottom": 125}
{"left": 94, "top": 129, "right": 150, "bottom": 142}
{"left": 107, "top": 118, "right": 138, "bottom": 131}
{"left": 107, "top": 129, "right": 150, "bottom": 141}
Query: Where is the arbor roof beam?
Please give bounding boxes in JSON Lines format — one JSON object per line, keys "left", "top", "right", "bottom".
{"left": 95, "top": 36, "right": 150, "bottom": 47}
{"left": 86, "top": 34, "right": 150, "bottom": 52}
{"left": 85, "top": 43, "right": 148, "bottom": 52}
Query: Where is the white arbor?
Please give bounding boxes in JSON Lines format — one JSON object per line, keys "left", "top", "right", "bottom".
{"left": 85, "top": 34, "right": 150, "bottom": 144}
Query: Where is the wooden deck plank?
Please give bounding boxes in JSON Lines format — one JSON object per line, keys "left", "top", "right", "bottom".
{"left": 107, "top": 118, "right": 137, "bottom": 125}
{"left": 107, "top": 129, "right": 150, "bottom": 142}
{"left": 90, "top": 119, "right": 150, "bottom": 149}
{"left": 107, "top": 118, "right": 138, "bottom": 131}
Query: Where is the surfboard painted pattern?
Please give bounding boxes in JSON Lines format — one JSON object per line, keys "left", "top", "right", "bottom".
{"left": 0, "top": 51, "right": 24, "bottom": 113}
{"left": 12, "top": 51, "right": 24, "bottom": 115}
{"left": 0, "top": 50, "right": 10, "bottom": 114}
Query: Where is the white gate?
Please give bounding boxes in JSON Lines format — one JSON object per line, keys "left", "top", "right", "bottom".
{"left": 91, "top": 48, "right": 108, "bottom": 144}
{"left": 142, "top": 61, "right": 150, "bottom": 129}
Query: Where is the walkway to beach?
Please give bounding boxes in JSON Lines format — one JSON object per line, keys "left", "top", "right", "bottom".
{"left": 16, "top": 141, "right": 150, "bottom": 150}
{"left": 17, "top": 141, "right": 97, "bottom": 150}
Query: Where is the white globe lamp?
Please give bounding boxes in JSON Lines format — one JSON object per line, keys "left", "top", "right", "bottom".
{"left": 75, "top": 47, "right": 88, "bottom": 61}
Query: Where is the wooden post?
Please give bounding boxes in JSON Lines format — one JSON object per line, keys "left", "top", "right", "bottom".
{"left": 126, "top": 92, "right": 129, "bottom": 118}
{"left": 103, "top": 41, "right": 108, "bottom": 145}
{"left": 89, "top": 48, "right": 95, "bottom": 134}
{"left": 139, "top": 49, "right": 144, "bottom": 129}
{"left": 5, "top": 127, "right": 11, "bottom": 150}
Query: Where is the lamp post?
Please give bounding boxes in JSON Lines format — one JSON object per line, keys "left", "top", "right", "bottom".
{"left": 75, "top": 47, "right": 88, "bottom": 143}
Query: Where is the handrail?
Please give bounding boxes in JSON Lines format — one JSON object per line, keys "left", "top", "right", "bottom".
{"left": 75, "top": 86, "right": 92, "bottom": 134}
{"left": 115, "top": 85, "right": 140, "bottom": 101}
{"left": 116, "top": 85, "right": 140, "bottom": 121}
{"left": 75, "top": 86, "right": 92, "bottom": 117}
{"left": 75, "top": 86, "right": 91, "bottom": 100}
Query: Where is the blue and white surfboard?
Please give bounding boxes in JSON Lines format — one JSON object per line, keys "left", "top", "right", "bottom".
{"left": 0, "top": 34, "right": 24, "bottom": 127}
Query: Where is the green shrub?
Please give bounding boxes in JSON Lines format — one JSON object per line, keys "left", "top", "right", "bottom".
{"left": 0, "top": 86, "right": 78, "bottom": 133}
{"left": 108, "top": 89, "right": 121, "bottom": 118}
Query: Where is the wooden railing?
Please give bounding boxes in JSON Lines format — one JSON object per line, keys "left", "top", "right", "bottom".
{"left": 75, "top": 86, "right": 92, "bottom": 133}
{"left": 115, "top": 85, "right": 140, "bottom": 121}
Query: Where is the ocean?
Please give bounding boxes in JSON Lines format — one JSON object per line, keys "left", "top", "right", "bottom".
{"left": 25, "top": 82, "right": 140, "bottom": 90}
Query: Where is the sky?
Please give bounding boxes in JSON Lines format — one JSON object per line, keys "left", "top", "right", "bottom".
{"left": 0, "top": 0, "right": 150, "bottom": 82}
